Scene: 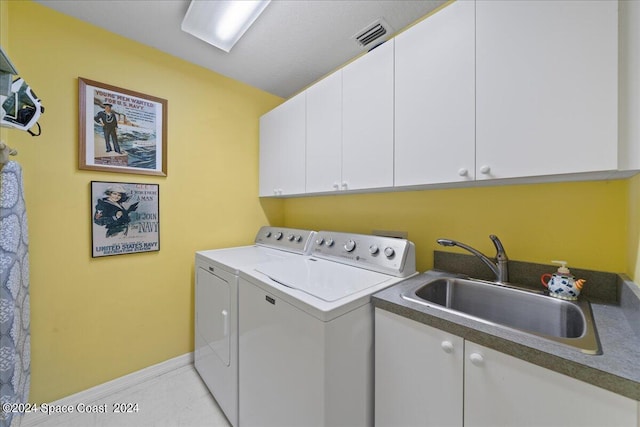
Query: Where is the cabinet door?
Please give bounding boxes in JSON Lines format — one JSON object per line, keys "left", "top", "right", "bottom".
{"left": 464, "top": 342, "right": 638, "bottom": 427}
{"left": 306, "top": 70, "right": 342, "bottom": 193}
{"left": 395, "top": 0, "right": 475, "bottom": 186}
{"left": 195, "top": 267, "right": 231, "bottom": 366}
{"left": 342, "top": 40, "right": 394, "bottom": 191}
{"left": 259, "top": 91, "right": 306, "bottom": 196}
{"left": 194, "top": 263, "right": 238, "bottom": 426}
{"left": 375, "top": 309, "right": 463, "bottom": 427}
{"left": 476, "top": 0, "right": 618, "bottom": 180}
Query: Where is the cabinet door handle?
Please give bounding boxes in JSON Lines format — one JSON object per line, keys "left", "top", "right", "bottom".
{"left": 441, "top": 341, "right": 454, "bottom": 353}
{"left": 333, "top": 183, "right": 340, "bottom": 190}
{"left": 341, "top": 182, "right": 348, "bottom": 190}
{"left": 458, "top": 168, "right": 468, "bottom": 177}
{"left": 479, "top": 165, "right": 491, "bottom": 175}
{"left": 469, "top": 352, "right": 484, "bottom": 366}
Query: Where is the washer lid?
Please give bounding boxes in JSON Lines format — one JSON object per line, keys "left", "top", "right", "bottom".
{"left": 196, "top": 246, "right": 289, "bottom": 273}
{"left": 254, "top": 257, "right": 392, "bottom": 302}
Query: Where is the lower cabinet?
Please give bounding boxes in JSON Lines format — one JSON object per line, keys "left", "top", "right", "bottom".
{"left": 375, "top": 309, "right": 639, "bottom": 427}
{"left": 375, "top": 308, "right": 463, "bottom": 427}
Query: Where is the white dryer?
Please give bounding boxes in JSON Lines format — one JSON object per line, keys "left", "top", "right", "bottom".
{"left": 194, "top": 226, "right": 316, "bottom": 427}
{"left": 238, "top": 231, "right": 417, "bottom": 427}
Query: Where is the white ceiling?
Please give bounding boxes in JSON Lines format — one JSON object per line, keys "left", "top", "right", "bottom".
{"left": 35, "top": 0, "right": 446, "bottom": 98}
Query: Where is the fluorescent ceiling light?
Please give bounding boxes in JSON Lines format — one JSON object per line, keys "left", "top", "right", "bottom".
{"left": 182, "top": 0, "right": 271, "bottom": 53}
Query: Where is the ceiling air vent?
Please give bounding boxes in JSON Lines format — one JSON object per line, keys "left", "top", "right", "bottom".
{"left": 353, "top": 18, "right": 393, "bottom": 50}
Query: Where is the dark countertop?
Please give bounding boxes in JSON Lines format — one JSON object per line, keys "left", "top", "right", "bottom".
{"left": 373, "top": 261, "right": 640, "bottom": 401}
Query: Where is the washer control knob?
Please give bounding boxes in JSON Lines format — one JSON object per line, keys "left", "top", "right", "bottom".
{"left": 369, "top": 245, "right": 379, "bottom": 255}
{"left": 316, "top": 237, "right": 325, "bottom": 246}
{"left": 325, "top": 238, "right": 334, "bottom": 247}
{"left": 384, "top": 247, "right": 395, "bottom": 258}
{"left": 274, "top": 232, "right": 283, "bottom": 240}
{"left": 287, "top": 234, "right": 294, "bottom": 241}
{"left": 294, "top": 235, "right": 302, "bottom": 242}
{"left": 344, "top": 240, "right": 356, "bottom": 252}
{"left": 265, "top": 231, "right": 272, "bottom": 238}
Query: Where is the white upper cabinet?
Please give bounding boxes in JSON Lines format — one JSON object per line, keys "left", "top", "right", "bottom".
{"left": 475, "top": 0, "right": 619, "bottom": 180}
{"left": 395, "top": 0, "right": 476, "bottom": 186}
{"left": 342, "top": 40, "right": 395, "bottom": 191}
{"left": 259, "top": 0, "right": 636, "bottom": 197}
{"left": 259, "top": 91, "right": 306, "bottom": 196}
{"left": 619, "top": 0, "right": 640, "bottom": 172}
{"left": 306, "top": 70, "right": 342, "bottom": 193}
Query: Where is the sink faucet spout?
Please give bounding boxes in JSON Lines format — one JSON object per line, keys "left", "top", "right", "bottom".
{"left": 437, "top": 235, "right": 509, "bottom": 283}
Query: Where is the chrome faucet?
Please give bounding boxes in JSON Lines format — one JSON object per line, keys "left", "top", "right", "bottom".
{"left": 437, "top": 235, "right": 509, "bottom": 283}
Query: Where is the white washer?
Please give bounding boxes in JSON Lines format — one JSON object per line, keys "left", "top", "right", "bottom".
{"left": 239, "top": 231, "right": 417, "bottom": 427}
{"left": 194, "top": 226, "right": 316, "bottom": 427}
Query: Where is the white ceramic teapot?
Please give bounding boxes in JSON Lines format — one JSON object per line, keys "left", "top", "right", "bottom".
{"left": 540, "top": 260, "right": 586, "bottom": 300}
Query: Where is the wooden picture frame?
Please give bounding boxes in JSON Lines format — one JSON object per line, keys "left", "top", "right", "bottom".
{"left": 79, "top": 77, "right": 167, "bottom": 176}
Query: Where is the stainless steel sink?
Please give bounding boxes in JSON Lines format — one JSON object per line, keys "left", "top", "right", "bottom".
{"left": 401, "top": 277, "right": 601, "bottom": 354}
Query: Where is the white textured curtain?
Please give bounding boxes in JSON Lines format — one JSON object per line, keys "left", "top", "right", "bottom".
{"left": 0, "top": 161, "right": 30, "bottom": 427}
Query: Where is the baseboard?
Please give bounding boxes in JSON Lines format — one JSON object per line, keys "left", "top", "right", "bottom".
{"left": 20, "top": 352, "right": 193, "bottom": 426}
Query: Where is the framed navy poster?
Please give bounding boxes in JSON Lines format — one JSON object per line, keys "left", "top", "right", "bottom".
{"left": 79, "top": 78, "right": 168, "bottom": 176}
{"left": 91, "top": 181, "right": 160, "bottom": 257}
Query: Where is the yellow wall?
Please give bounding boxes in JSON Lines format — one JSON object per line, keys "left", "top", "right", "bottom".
{"left": 4, "top": 1, "right": 283, "bottom": 402}
{"left": 629, "top": 174, "right": 640, "bottom": 280}
{"left": 283, "top": 180, "right": 629, "bottom": 275}
{"left": 1, "top": 0, "right": 9, "bottom": 144}
{"left": 0, "top": 1, "right": 6, "bottom": 45}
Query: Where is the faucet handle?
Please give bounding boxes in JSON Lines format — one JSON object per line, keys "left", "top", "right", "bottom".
{"left": 489, "top": 235, "right": 508, "bottom": 261}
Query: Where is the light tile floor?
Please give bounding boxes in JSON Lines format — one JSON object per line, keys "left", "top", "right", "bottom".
{"left": 26, "top": 365, "right": 231, "bottom": 427}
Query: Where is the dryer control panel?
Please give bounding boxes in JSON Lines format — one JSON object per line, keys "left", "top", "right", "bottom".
{"left": 311, "top": 231, "right": 416, "bottom": 277}
{"left": 254, "top": 226, "right": 316, "bottom": 255}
